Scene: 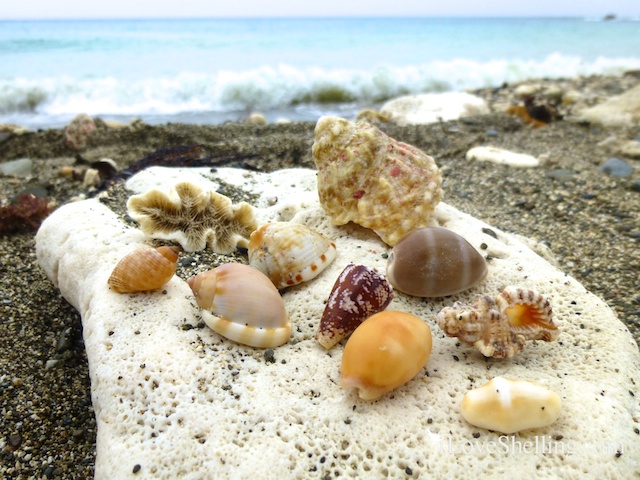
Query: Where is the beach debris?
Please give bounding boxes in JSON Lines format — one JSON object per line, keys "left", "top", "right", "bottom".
{"left": 245, "top": 113, "right": 268, "bottom": 125}
{"left": 437, "top": 286, "right": 559, "bottom": 358}
{"left": 466, "top": 146, "right": 539, "bottom": 167}
{"left": 127, "top": 182, "right": 257, "bottom": 253}
{"left": 248, "top": 222, "right": 337, "bottom": 289}
{"left": 461, "top": 377, "right": 562, "bottom": 434}
{"left": 188, "top": 263, "right": 291, "bottom": 348}
{"left": 107, "top": 246, "right": 179, "bottom": 293}
{"left": 0, "top": 193, "right": 55, "bottom": 236}
{"left": 64, "top": 113, "right": 97, "bottom": 151}
{"left": 380, "top": 92, "right": 489, "bottom": 126}
{"left": 340, "top": 310, "right": 432, "bottom": 400}
{"left": 386, "top": 227, "right": 487, "bottom": 298}
{"left": 312, "top": 115, "right": 443, "bottom": 246}
{"left": 317, "top": 264, "right": 394, "bottom": 349}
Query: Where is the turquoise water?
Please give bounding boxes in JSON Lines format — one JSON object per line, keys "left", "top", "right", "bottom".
{"left": 1, "top": 17, "right": 640, "bottom": 127}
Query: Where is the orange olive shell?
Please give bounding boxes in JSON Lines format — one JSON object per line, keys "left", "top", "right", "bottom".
{"left": 108, "top": 246, "right": 179, "bottom": 293}
{"left": 340, "top": 310, "right": 432, "bottom": 400}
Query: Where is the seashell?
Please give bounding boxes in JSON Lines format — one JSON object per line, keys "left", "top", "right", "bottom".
{"left": 316, "top": 264, "right": 393, "bottom": 349}
{"left": 386, "top": 227, "right": 488, "bottom": 297}
{"left": 127, "top": 182, "right": 257, "bottom": 253}
{"left": 312, "top": 116, "right": 443, "bottom": 246}
{"left": 187, "top": 263, "right": 291, "bottom": 348}
{"left": 436, "top": 286, "right": 559, "bottom": 358}
{"left": 108, "top": 246, "right": 179, "bottom": 293}
{"left": 340, "top": 311, "right": 432, "bottom": 400}
{"left": 461, "top": 377, "right": 562, "bottom": 434}
{"left": 248, "top": 222, "right": 337, "bottom": 289}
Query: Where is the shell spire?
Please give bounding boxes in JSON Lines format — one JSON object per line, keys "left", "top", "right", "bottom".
{"left": 436, "top": 286, "right": 559, "bottom": 358}
{"left": 316, "top": 264, "right": 393, "bottom": 349}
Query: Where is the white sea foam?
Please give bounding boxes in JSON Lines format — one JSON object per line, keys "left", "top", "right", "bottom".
{"left": 2, "top": 54, "right": 639, "bottom": 128}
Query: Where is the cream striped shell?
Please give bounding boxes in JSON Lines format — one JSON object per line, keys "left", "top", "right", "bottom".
{"left": 187, "top": 263, "right": 291, "bottom": 348}
{"left": 248, "top": 222, "right": 337, "bottom": 289}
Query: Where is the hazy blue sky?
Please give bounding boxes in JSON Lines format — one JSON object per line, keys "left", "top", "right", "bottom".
{"left": 2, "top": 0, "right": 639, "bottom": 19}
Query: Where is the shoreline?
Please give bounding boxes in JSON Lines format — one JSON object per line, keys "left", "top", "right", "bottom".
{"left": 1, "top": 74, "right": 639, "bottom": 478}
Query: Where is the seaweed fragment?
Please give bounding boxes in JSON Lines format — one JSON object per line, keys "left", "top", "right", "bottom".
{"left": 0, "top": 193, "right": 55, "bottom": 236}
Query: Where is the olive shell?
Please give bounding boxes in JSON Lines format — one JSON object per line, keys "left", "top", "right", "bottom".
{"left": 386, "top": 227, "right": 487, "bottom": 297}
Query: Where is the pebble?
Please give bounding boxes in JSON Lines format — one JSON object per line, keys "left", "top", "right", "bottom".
{"left": 546, "top": 169, "right": 576, "bottom": 181}
{"left": 0, "top": 158, "right": 33, "bottom": 177}
{"left": 631, "top": 181, "right": 640, "bottom": 193}
{"left": 599, "top": 157, "right": 634, "bottom": 177}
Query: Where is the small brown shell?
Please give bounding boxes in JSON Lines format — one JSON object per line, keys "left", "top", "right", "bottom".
{"left": 108, "top": 246, "right": 179, "bottom": 293}
{"left": 436, "top": 286, "right": 559, "bottom": 358}
{"left": 316, "top": 264, "right": 393, "bottom": 349}
{"left": 386, "top": 227, "right": 487, "bottom": 297}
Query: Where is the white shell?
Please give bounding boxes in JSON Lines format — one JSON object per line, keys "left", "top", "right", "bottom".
{"left": 461, "top": 377, "right": 562, "bottom": 434}
{"left": 248, "top": 222, "right": 337, "bottom": 289}
{"left": 187, "top": 263, "right": 291, "bottom": 348}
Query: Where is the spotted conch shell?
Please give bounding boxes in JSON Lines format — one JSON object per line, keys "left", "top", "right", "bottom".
{"left": 108, "top": 246, "right": 179, "bottom": 293}
{"left": 187, "top": 263, "right": 291, "bottom": 348}
{"left": 436, "top": 286, "right": 559, "bottom": 358}
{"left": 316, "top": 264, "right": 393, "bottom": 349}
{"left": 312, "top": 116, "right": 443, "bottom": 246}
{"left": 248, "top": 222, "right": 337, "bottom": 289}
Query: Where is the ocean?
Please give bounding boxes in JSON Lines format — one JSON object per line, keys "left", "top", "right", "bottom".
{"left": 2, "top": 17, "right": 640, "bottom": 129}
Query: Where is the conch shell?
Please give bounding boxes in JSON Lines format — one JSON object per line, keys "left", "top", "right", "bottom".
{"left": 108, "top": 246, "right": 179, "bottom": 293}
{"left": 461, "top": 377, "right": 562, "bottom": 434}
{"left": 248, "top": 222, "right": 337, "bottom": 289}
{"left": 340, "top": 311, "right": 432, "bottom": 400}
{"left": 187, "top": 263, "right": 291, "bottom": 348}
{"left": 436, "top": 286, "right": 559, "bottom": 358}
{"left": 316, "top": 264, "right": 393, "bottom": 349}
{"left": 312, "top": 116, "right": 443, "bottom": 246}
{"left": 386, "top": 227, "right": 487, "bottom": 297}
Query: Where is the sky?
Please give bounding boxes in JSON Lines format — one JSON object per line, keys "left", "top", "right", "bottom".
{"left": 1, "top": 0, "right": 638, "bottom": 20}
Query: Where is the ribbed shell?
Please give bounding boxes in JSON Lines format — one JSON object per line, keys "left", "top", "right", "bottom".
{"left": 436, "top": 286, "right": 559, "bottom": 358}
{"left": 340, "top": 311, "right": 432, "bottom": 400}
{"left": 316, "top": 264, "right": 393, "bottom": 349}
{"left": 107, "top": 246, "right": 179, "bottom": 293}
{"left": 187, "top": 263, "right": 291, "bottom": 348}
{"left": 248, "top": 222, "right": 337, "bottom": 289}
{"left": 386, "top": 227, "right": 487, "bottom": 297}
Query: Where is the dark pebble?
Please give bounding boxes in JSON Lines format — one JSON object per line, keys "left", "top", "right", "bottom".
{"left": 405, "top": 466, "right": 413, "bottom": 475}
{"left": 630, "top": 180, "right": 640, "bottom": 193}
{"left": 56, "top": 327, "right": 73, "bottom": 353}
{"left": 581, "top": 193, "right": 596, "bottom": 200}
{"left": 264, "top": 348, "right": 276, "bottom": 364}
{"left": 179, "top": 256, "right": 195, "bottom": 267}
{"left": 133, "top": 464, "right": 141, "bottom": 474}
{"left": 481, "top": 227, "right": 497, "bottom": 239}
{"left": 485, "top": 128, "right": 498, "bottom": 137}
{"left": 598, "top": 157, "right": 634, "bottom": 177}
{"left": 9, "top": 433, "right": 21, "bottom": 447}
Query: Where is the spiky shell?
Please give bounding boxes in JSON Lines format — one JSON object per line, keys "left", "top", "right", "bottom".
{"left": 436, "top": 286, "right": 559, "bottom": 358}
{"left": 187, "top": 263, "right": 291, "bottom": 348}
{"left": 107, "top": 246, "right": 179, "bottom": 293}
{"left": 316, "top": 264, "right": 393, "bottom": 349}
{"left": 340, "top": 311, "right": 432, "bottom": 400}
{"left": 461, "top": 377, "right": 562, "bottom": 434}
{"left": 248, "top": 222, "right": 337, "bottom": 289}
{"left": 386, "top": 227, "right": 487, "bottom": 297}
{"left": 312, "top": 116, "right": 443, "bottom": 246}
